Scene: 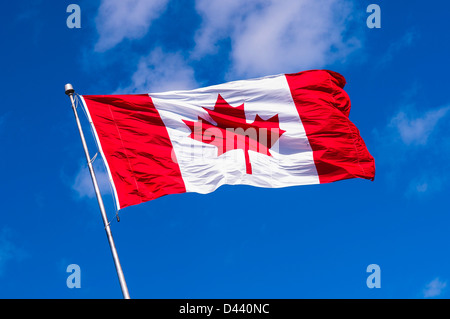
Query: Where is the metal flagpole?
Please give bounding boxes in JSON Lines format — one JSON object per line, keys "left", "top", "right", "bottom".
{"left": 65, "top": 83, "right": 131, "bottom": 299}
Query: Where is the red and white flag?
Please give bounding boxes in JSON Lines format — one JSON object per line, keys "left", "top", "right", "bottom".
{"left": 81, "top": 70, "right": 375, "bottom": 209}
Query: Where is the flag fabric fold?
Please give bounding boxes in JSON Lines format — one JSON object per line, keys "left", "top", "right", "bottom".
{"left": 81, "top": 70, "right": 375, "bottom": 210}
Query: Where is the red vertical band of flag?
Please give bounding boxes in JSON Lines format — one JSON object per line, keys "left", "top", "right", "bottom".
{"left": 82, "top": 94, "right": 186, "bottom": 209}
{"left": 286, "top": 70, "right": 375, "bottom": 183}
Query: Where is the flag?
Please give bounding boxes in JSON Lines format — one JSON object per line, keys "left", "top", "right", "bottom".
{"left": 80, "top": 70, "right": 375, "bottom": 209}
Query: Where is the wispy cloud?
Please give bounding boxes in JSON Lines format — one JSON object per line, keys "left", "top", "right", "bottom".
{"left": 378, "top": 30, "right": 417, "bottom": 66}
{"left": 373, "top": 101, "right": 450, "bottom": 196}
{"left": 423, "top": 278, "right": 447, "bottom": 298}
{"left": 405, "top": 174, "right": 446, "bottom": 197}
{"left": 389, "top": 105, "right": 449, "bottom": 146}
{"left": 91, "top": 0, "right": 364, "bottom": 92}
{"left": 193, "top": 0, "right": 362, "bottom": 78}
{"left": 72, "top": 159, "right": 111, "bottom": 200}
{"left": 374, "top": 104, "right": 450, "bottom": 159}
{"left": 0, "top": 228, "right": 28, "bottom": 277}
{"left": 116, "top": 48, "right": 198, "bottom": 94}
{"left": 95, "top": 0, "right": 169, "bottom": 52}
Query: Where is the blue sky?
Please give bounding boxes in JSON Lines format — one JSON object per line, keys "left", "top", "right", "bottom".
{"left": 1, "top": 0, "right": 450, "bottom": 299}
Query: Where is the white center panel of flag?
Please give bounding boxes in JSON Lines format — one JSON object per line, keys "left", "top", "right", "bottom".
{"left": 150, "top": 74, "right": 320, "bottom": 195}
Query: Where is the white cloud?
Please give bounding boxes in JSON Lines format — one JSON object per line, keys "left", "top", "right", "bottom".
{"left": 405, "top": 174, "right": 446, "bottom": 197}
{"left": 0, "top": 228, "right": 28, "bottom": 276}
{"left": 390, "top": 106, "right": 450, "bottom": 146}
{"left": 72, "top": 159, "right": 111, "bottom": 200}
{"left": 378, "top": 30, "right": 417, "bottom": 66}
{"left": 192, "top": 0, "right": 248, "bottom": 57}
{"left": 95, "top": 0, "right": 169, "bottom": 52}
{"left": 372, "top": 101, "right": 450, "bottom": 195}
{"left": 193, "top": 0, "right": 361, "bottom": 78}
{"left": 117, "top": 48, "right": 198, "bottom": 94}
{"left": 423, "top": 278, "right": 447, "bottom": 298}
{"left": 415, "top": 182, "right": 428, "bottom": 193}
{"left": 69, "top": 157, "right": 120, "bottom": 217}
{"left": 92, "top": 0, "right": 362, "bottom": 92}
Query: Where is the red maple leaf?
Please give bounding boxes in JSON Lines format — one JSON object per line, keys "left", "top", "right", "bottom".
{"left": 183, "top": 94, "right": 285, "bottom": 174}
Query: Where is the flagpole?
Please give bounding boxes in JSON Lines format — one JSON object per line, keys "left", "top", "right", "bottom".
{"left": 65, "top": 84, "right": 130, "bottom": 299}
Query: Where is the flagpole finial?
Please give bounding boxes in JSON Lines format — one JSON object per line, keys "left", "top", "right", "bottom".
{"left": 65, "top": 83, "right": 75, "bottom": 96}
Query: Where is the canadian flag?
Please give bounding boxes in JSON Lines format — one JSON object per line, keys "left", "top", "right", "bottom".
{"left": 81, "top": 70, "right": 375, "bottom": 209}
